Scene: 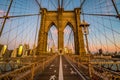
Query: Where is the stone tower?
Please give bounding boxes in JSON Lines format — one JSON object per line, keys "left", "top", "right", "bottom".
{"left": 37, "top": 8, "right": 86, "bottom": 56}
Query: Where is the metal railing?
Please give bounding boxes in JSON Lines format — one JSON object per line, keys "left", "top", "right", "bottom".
{"left": 65, "top": 54, "right": 120, "bottom": 80}
{"left": 0, "top": 54, "right": 57, "bottom": 80}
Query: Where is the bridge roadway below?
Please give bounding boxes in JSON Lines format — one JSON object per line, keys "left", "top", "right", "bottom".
{"left": 34, "top": 55, "right": 87, "bottom": 80}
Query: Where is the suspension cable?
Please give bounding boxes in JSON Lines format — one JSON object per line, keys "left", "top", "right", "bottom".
{"left": 80, "top": 0, "right": 86, "bottom": 9}
{"left": 61, "top": 0, "right": 64, "bottom": 8}
{"left": 7, "top": 18, "right": 35, "bottom": 46}
{"left": 0, "top": 13, "right": 40, "bottom": 19}
{"left": 66, "top": 28, "right": 73, "bottom": 47}
{"left": 49, "top": 0, "right": 57, "bottom": 9}
{"left": 92, "top": 19, "right": 120, "bottom": 50}
{"left": 34, "top": 15, "right": 40, "bottom": 48}
{"left": 64, "top": 0, "right": 72, "bottom": 9}
{"left": 49, "top": 29, "right": 56, "bottom": 47}
{"left": 81, "top": 13, "right": 117, "bottom": 18}
{"left": 111, "top": 0, "right": 120, "bottom": 19}
{"left": 35, "top": 0, "right": 42, "bottom": 9}
{"left": 0, "top": 0, "right": 13, "bottom": 37}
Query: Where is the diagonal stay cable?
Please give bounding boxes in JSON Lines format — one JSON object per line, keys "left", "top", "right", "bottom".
{"left": 0, "top": 0, "right": 13, "bottom": 37}
{"left": 89, "top": 34, "right": 98, "bottom": 52}
{"left": 7, "top": 18, "right": 35, "bottom": 45}
{"left": 92, "top": 22, "right": 120, "bottom": 50}
{"left": 0, "top": 13, "right": 40, "bottom": 19}
{"left": 35, "top": 0, "right": 42, "bottom": 9}
{"left": 22, "top": 19, "right": 37, "bottom": 43}
{"left": 64, "top": 0, "right": 72, "bottom": 9}
{"left": 81, "top": 13, "right": 118, "bottom": 18}
{"left": 49, "top": 29, "right": 56, "bottom": 47}
{"left": 66, "top": 29, "right": 73, "bottom": 47}
{"left": 80, "top": 0, "right": 86, "bottom": 9}
{"left": 50, "top": 0, "right": 57, "bottom": 9}
{"left": 2, "top": 18, "right": 29, "bottom": 36}
{"left": 97, "top": 19, "right": 120, "bottom": 35}
{"left": 111, "top": 0, "right": 120, "bottom": 18}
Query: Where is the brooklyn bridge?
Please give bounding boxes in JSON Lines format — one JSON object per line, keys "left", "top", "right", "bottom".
{"left": 0, "top": 0, "right": 120, "bottom": 80}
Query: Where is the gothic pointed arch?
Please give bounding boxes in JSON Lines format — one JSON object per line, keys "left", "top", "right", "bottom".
{"left": 64, "top": 24, "right": 75, "bottom": 54}
{"left": 47, "top": 21, "right": 58, "bottom": 32}
{"left": 64, "top": 21, "right": 75, "bottom": 32}
{"left": 37, "top": 8, "right": 86, "bottom": 55}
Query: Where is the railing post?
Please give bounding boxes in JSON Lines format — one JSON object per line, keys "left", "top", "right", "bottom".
{"left": 31, "top": 64, "right": 35, "bottom": 80}
{"left": 88, "top": 63, "right": 92, "bottom": 79}
{"left": 42, "top": 59, "right": 45, "bottom": 71}
{"left": 88, "top": 56, "right": 92, "bottom": 79}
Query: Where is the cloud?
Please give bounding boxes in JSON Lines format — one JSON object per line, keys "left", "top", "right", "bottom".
{"left": 0, "top": 10, "right": 6, "bottom": 17}
{"left": 52, "top": 29, "right": 58, "bottom": 34}
{"left": 103, "top": 1, "right": 113, "bottom": 14}
{"left": 48, "top": 39, "right": 53, "bottom": 43}
{"left": 64, "top": 29, "right": 71, "bottom": 35}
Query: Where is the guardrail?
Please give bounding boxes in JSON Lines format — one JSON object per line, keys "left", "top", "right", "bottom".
{"left": 0, "top": 54, "right": 57, "bottom": 80}
{"left": 65, "top": 54, "right": 120, "bottom": 80}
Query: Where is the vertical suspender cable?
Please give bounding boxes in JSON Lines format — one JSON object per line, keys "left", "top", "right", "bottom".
{"left": 111, "top": 0, "right": 120, "bottom": 19}
{"left": 58, "top": 0, "right": 60, "bottom": 8}
{"left": 109, "top": 17, "right": 117, "bottom": 52}
{"left": 61, "top": 0, "right": 63, "bottom": 8}
{"left": 34, "top": 15, "right": 40, "bottom": 48}
{"left": 0, "top": 0, "right": 13, "bottom": 37}
{"left": 49, "top": 29, "right": 56, "bottom": 48}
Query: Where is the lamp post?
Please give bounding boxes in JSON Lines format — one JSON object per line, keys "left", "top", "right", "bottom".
{"left": 80, "top": 20, "right": 90, "bottom": 54}
{"left": 80, "top": 20, "right": 92, "bottom": 78}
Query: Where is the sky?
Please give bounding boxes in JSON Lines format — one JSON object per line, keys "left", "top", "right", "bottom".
{"left": 0, "top": 0, "right": 120, "bottom": 53}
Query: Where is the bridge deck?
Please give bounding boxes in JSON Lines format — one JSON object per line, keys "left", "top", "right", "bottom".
{"left": 35, "top": 55, "right": 86, "bottom": 80}
{"left": 0, "top": 54, "right": 120, "bottom": 80}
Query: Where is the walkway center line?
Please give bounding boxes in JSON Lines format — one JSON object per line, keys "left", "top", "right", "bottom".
{"left": 59, "top": 55, "right": 64, "bottom": 80}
